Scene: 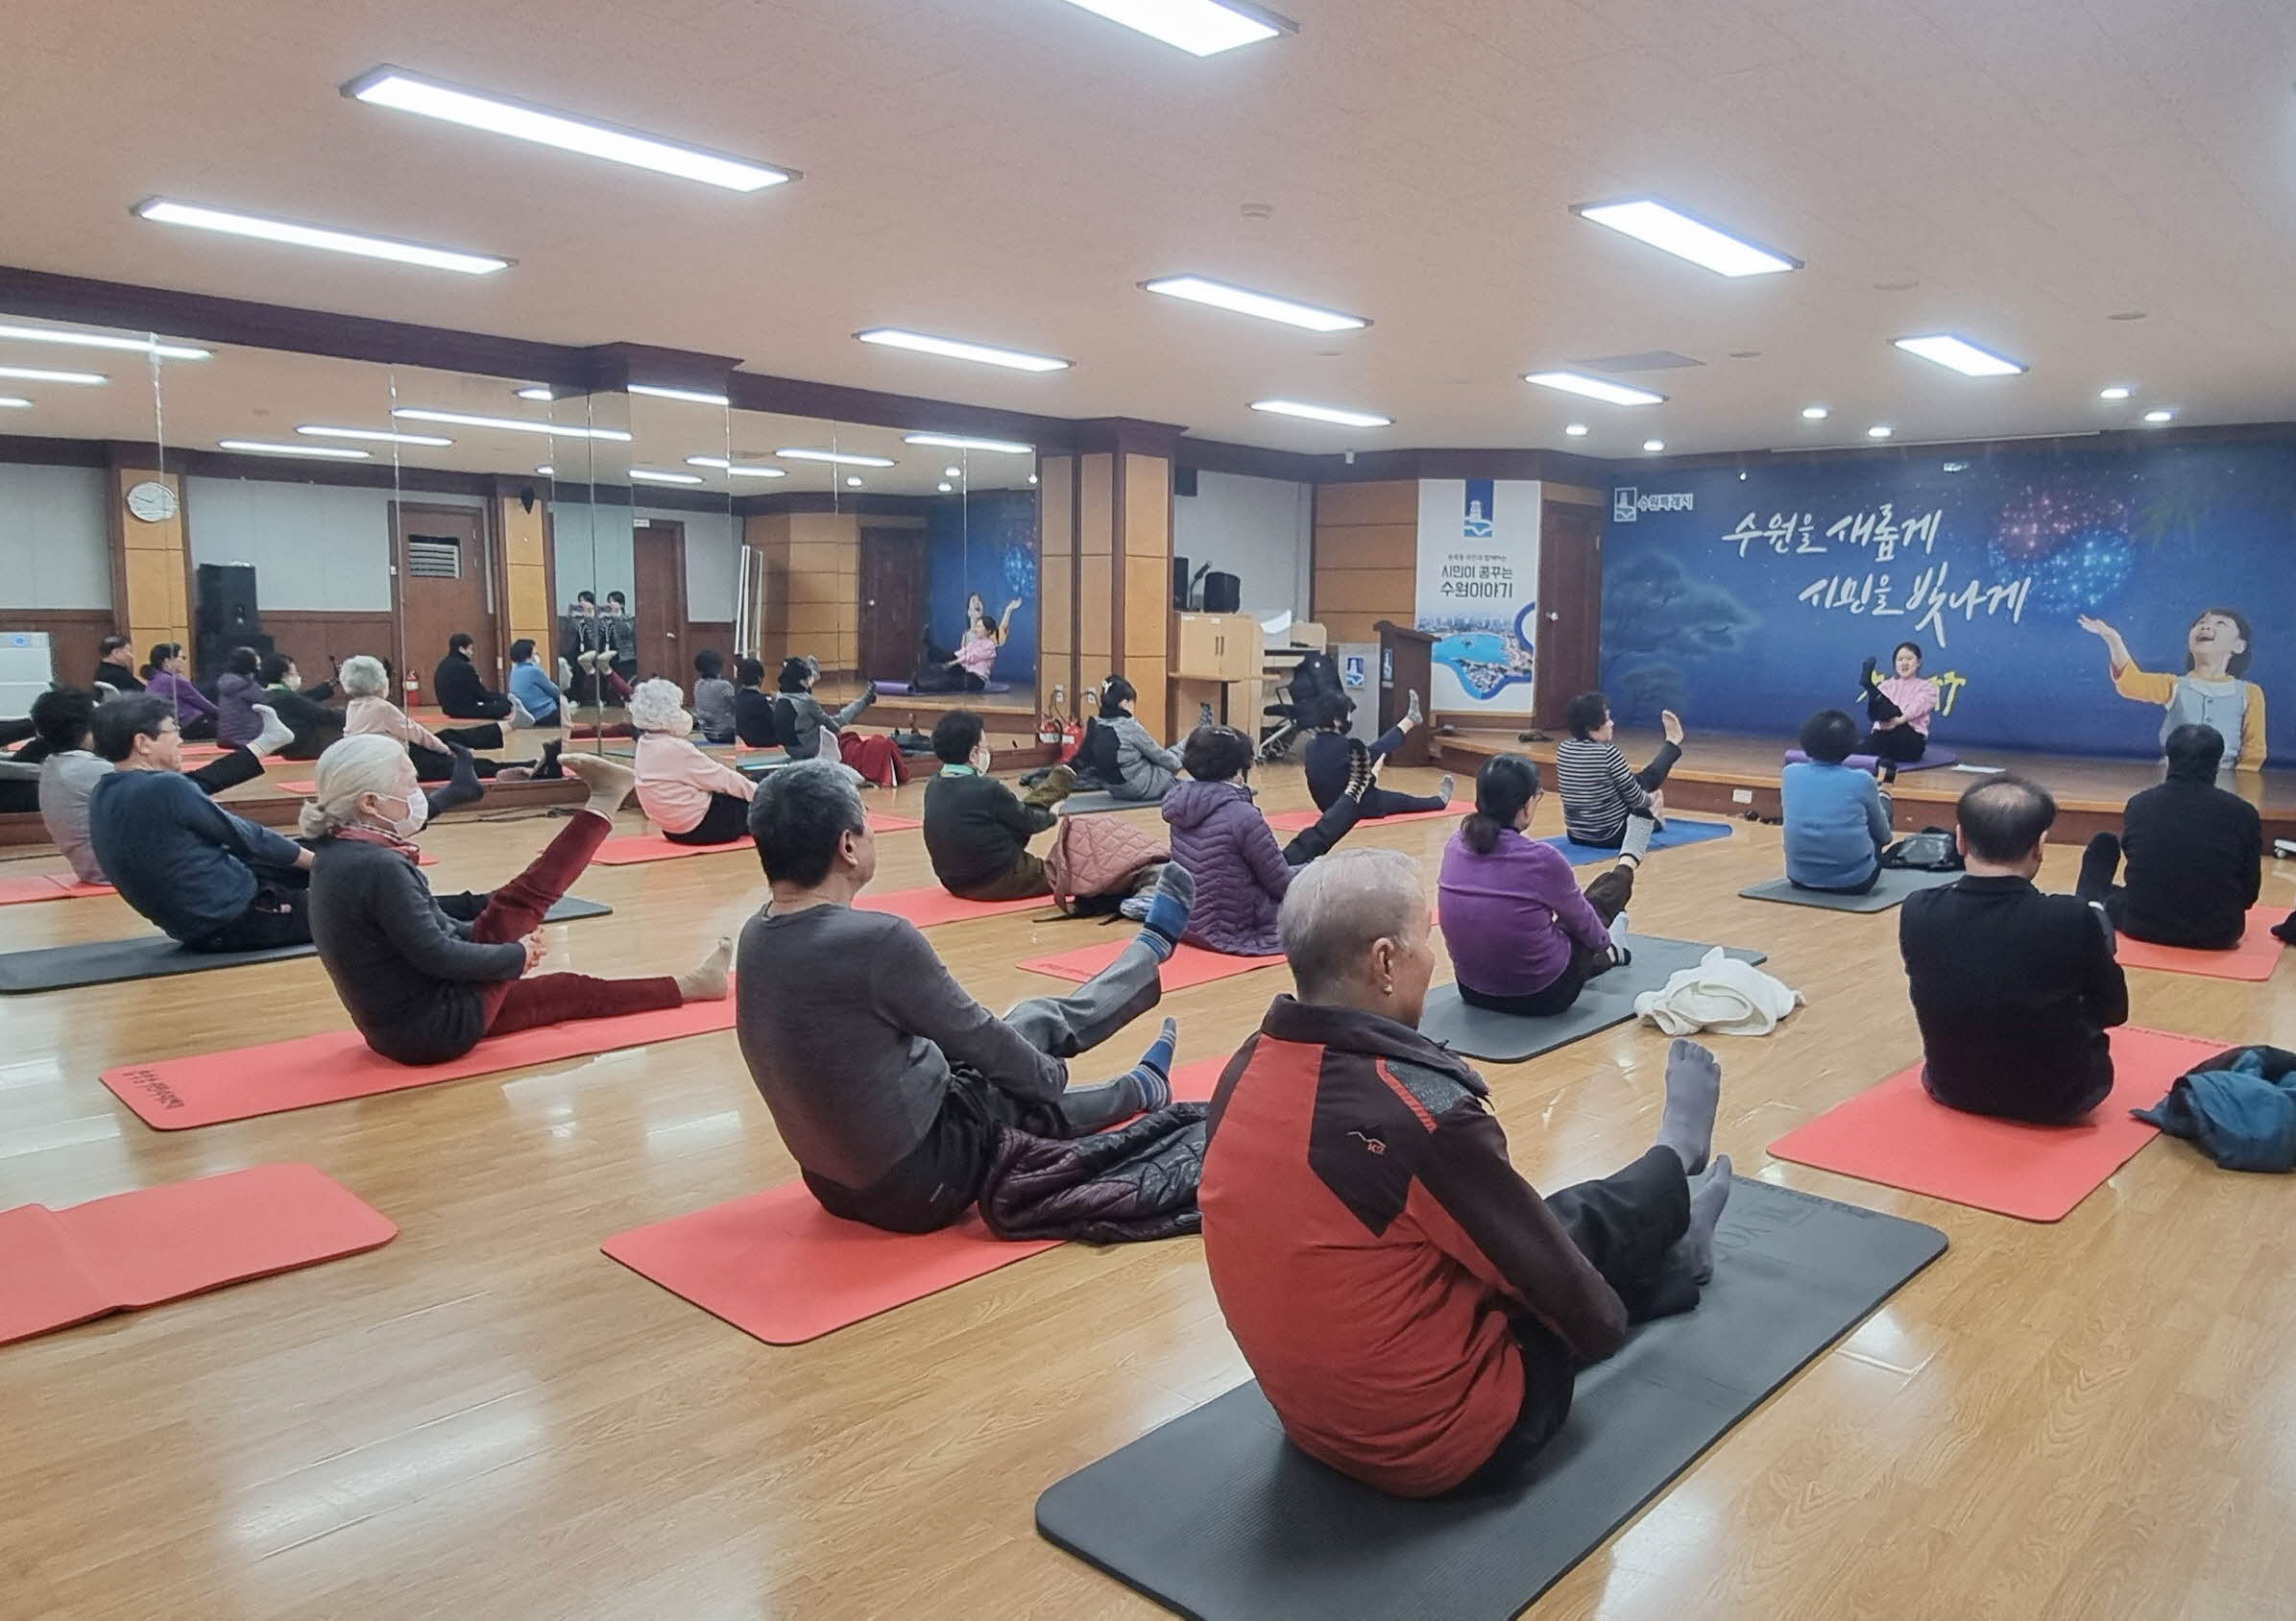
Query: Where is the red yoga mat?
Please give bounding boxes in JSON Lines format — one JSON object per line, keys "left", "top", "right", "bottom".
{"left": 1766, "top": 1027, "right": 2224, "bottom": 1222}
{"left": 592, "top": 812, "right": 921, "bottom": 865}
{"left": 2115, "top": 907, "right": 2286, "bottom": 982}
{"left": 856, "top": 886, "right": 1050, "bottom": 928}
{"left": 0, "top": 873, "right": 114, "bottom": 907}
{"left": 1263, "top": 799, "right": 1470, "bottom": 834}
{"left": 100, "top": 990, "right": 738, "bottom": 1130}
{"left": 0, "top": 1164, "right": 397, "bottom": 1345}
{"left": 1020, "top": 937, "right": 1285, "bottom": 990}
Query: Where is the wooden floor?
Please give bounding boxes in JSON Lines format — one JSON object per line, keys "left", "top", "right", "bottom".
{"left": 3, "top": 750, "right": 2294, "bottom": 1620}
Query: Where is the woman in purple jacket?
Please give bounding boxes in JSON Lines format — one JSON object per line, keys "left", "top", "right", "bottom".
{"left": 1438, "top": 754, "right": 1654, "bottom": 1016}
{"left": 143, "top": 641, "right": 220, "bottom": 740}
{"left": 1159, "top": 726, "right": 1370, "bottom": 956}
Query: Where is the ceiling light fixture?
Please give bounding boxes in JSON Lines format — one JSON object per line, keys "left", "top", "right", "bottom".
{"left": 133, "top": 198, "right": 511, "bottom": 275}
{"left": 297, "top": 424, "right": 454, "bottom": 448}
{"left": 1248, "top": 399, "right": 1391, "bottom": 427}
{"left": 630, "top": 384, "right": 731, "bottom": 406}
{"left": 1052, "top": 0, "right": 1294, "bottom": 57}
{"left": 0, "top": 323, "right": 208, "bottom": 360}
{"left": 1867, "top": 424, "right": 1894, "bottom": 439}
{"left": 685, "top": 456, "right": 788, "bottom": 478}
{"left": 393, "top": 407, "right": 631, "bottom": 441}
{"left": 219, "top": 439, "right": 371, "bottom": 459}
{"left": 0, "top": 397, "right": 34, "bottom": 409}
{"left": 937, "top": 482, "right": 954, "bottom": 492}
{"left": 943, "top": 465, "right": 963, "bottom": 478}
{"left": 1563, "top": 423, "right": 1590, "bottom": 437}
{"left": 1139, "top": 275, "right": 1366, "bottom": 331}
{"left": 845, "top": 475, "right": 864, "bottom": 488}
{"left": 776, "top": 447, "right": 896, "bottom": 467}
{"left": 1642, "top": 439, "right": 1665, "bottom": 452}
{"left": 1893, "top": 333, "right": 2027, "bottom": 377}
{"left": 902, "top": 432, "right": 1033, "bottom": 454}
{"left": 630, "top": 468, "right": 705, "bottom": 485}
{"left": 1801, "top": 404, "right": 1830, "bottom": 420}
{"left": 1028, "top": 473, "right": 1039, "bottom": 484}
{"left": 1569, "top": 198, "right": 1800, "bottom": 277}
{"left": 0, "top": 365, "right": 106, "bottom": 386}
{"left": 1524, "top": 371, "right": 1664, "bottom": 406}
{"left": 2098, "top": 385, "right": 2133, "bottom": 400}
{"left": 536, "top": 464, "right": 555, "bottom": 475}
{"left": 516, "top": 386, "right": 555, "bottom": 401}
{"left": 344, "top": 66, "right": 796, "bottom": 192}
{"left": 2143, "top": 408, "right": 2176, "bottom": 424}
{"left": 854, "top": 328, "right": 1070, "bottom": 373}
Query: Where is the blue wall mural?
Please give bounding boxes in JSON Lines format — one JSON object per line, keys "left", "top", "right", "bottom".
{"left": 1603, "top": 441, "right": 2296, "bottom": 765}
{"left": 925, "top": 490, "right": 1037, "bottom": 684}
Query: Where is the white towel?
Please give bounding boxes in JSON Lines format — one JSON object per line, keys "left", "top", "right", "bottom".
{"left": 1633, "top": 948, "right": 1803, "bottom": 1036}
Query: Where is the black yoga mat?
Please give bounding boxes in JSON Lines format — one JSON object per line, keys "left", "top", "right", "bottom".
{"left": 0, "top": 898, "right": 612, "bottom": 994}
{"left": 1037, "top": 1178, "right": 1946, "bottom": 1621}
{"left": 1417, "top": 936, "right": 1767, "bottom": 1062}
{"left": 1736, "top": 867, "right": 1961, "bottom": 913}
{"left": 1055, "top": 789, "right": 1156, "bottom": 816}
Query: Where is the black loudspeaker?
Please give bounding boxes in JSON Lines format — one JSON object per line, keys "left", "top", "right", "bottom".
{"left": 1201, "top": 570, "right": 1242, "bottom": 614}
{"left": 1174, "top": 466, "right": 1198, "bottom": 498}
{"left": 196, "top": 563, "right": 259, "bottom": 637}
{"left": 1172, "top": 556, "right": 1191, "bottom": 609}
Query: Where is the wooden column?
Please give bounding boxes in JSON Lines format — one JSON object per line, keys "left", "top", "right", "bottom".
{"left": 1036, "top": 454, "right": 1078, "bottom": 714}
{"left": 495, "top": 488, "right": 554, "bottom": 677}
{"left": 1063, "top": 419, "right": 1181, "bottom": 736}
{"left": 105, "top": 461, "right": 189, "bottom": 660}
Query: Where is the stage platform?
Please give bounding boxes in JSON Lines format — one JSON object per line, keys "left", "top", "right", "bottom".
{"left": 1431, "top": 726, "right": 2296, "bottom": 846}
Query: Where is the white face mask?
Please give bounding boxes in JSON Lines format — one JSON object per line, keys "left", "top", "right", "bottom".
{"left": 373, "top": 788, "right": 429, "bottom": 839}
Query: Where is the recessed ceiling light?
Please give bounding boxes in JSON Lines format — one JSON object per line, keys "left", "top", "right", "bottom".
{"left": 219, "top": 439, "right": 371, "bottom": 459}
{"left": 344, "top": 66, "right": 796, "bottom": 191}
{"left": 1028, "top": 473, "right": 1039, "bottom": 484}
{"left": 854, "top": 328, "right": 1070, "bottom": 373}
{"left": 1053, "top": 0, "right": 1294, "bottom": 56}
{"left": 133, "top": 198, "right": 511, "bottom": 275}
{"left": 630, "top": 468, "right": 705, "bottom": 485}
{"left": 392, "top": 407, "right": 631, "bottom": 441}
{"left": 0, "top": 397, "right": 35, "bottom": 409}
{"left": 2143, "top": 408, "right": 2175, "bottom": 424}
{"left": 1801, "top": 404, "right": 1829, "bottom": 420}
{"left": 1139, "top": 275, "right": 1366, "bottom": 332}
{"left": 943, "top": 465, "right": 963, "bottom": 478}
{"left": 1893, "top": 334, "right": 2026, "bottom": 377}
{"left": 536, "top": 464, "right": 555, "bottom": 475}
{"left": 0, "top": 365, "right": 106, "bottom": 386}
{"left": 937, "top": 482, "right": 954, "bottom": 492}
{"left": 2098, "top": 385, "right": 2133, "bottom": 400}
{"left": 685, "top": 455, "right": 787, "bottom": 478}
{"left": 1523, "top": 371, "right": 1665, "bottom": 406}
{"left": 516, "top": 386, "right": 555, "bottom": 401}
{"left": 0, "top": 323, "right": 208, "bottom": 360}
{"left": 1867, "top": 424, "right": 1894, "bottom": 439}
{"left": 1249, "top": 399, "right": 1392, "bottom": 427}
{"left": 778, "top": 448, "right": 896, "bottom": 468}
{"left": 1642, "top": 439, "right": 1665, "bottom": 453}
{"left": 902, "top": 432, "right": 1033, "bottom": 453}
{"left": 630, "top": 383, "right": 731, "bottom": 406}
{"left": 297, "top": 424, "right": 454, "bottom": 448}
{"left": 1563, "top": 423, "right": 1589, "bottom": 437}
{"left": 1569, "top": 199, "right": 1800, "bottom": 277}
{"left": 845, "top": 475, "right": 864, "bottom": 488}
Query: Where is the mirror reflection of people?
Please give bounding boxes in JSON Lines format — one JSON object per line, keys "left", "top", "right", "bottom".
{"left": 142, "top": 641, "right": 219, "bottom": 740}
{"left": 1855, "top": 641, "right": 1937, "bottom": 765}
{"left": 93, "top": 634, "right": 144, "bottom": 695}
{"left": 916, "top": 594, "right": 1023, "bottom": 692}
{"left": 434, "top": 632, "right": 527, "bottom": 726}
{"left": 2079, "top": 608, "right": 2266, "bottom": 771}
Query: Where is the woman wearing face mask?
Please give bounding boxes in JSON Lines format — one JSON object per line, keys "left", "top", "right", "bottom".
{"left": 303, "top": 735, "right": 731, "bottom": 1066}
{"left": 629, "top": 678, "right": 757, "bottom": 845}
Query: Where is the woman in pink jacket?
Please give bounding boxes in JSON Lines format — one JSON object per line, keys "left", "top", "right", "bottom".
{"left": 630, "top": 678, "right": 755, "bottom": 845}
{"left": 1856, "top": 641, "right": 1939, "bottom": 765}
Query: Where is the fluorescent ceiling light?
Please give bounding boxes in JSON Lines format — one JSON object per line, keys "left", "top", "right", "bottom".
{"left": 630, "top": 468, "right": 704, "bottom": 485}
{"left": 1642, "top": 439, "right": 1665, "bottom": 452}
{"left": 0, "top": 398, "right": 32, "bottom": 409}
{"left": 937, "top": 481, "right": 954, "bottom": 492}
{"left": 2143, "top": 408, "right": 2175, "bottom": 423}
{"left": 393, "top": 407, "right": 631, "bottom": 441}
{"left": 903, "top": 432, "right": 1033, "bottom": 453}
{"left": 1053, "top": 0, "right": 1294, "bottom": 56}
{"left": 516, "top": 386, "right": 555, "bottom": 401}
{"left": 686, "top": 456, "right": 786, "bottom": 478}
{"left": 1249, "top": 399, "right": 1391, "bottom": 428}
{"left": 0, "top": 323, "right": 208, "bottom": 360}
{"left": 1801, "top": 404, "right": 1829, "bottom": 420}
{"left": 219, "top": 439, "right": 371, "bottom": 459}
{"left": 1893, "top": 333, "right": 2026, "bottom": 377}
{"left": 1563, "top": 423, "right": 1589, "bottom": 437}
{"left": 855, "top": 328, "right": 1070, "bottom": 373}
{"left": 536, "top": 465, "right": 555, "bottom": 475}
{"left": 845, "top": 475, "right": 864, "bottom": 488}
{"left": 134, "top": 198, "right": 510, "bottom": 275}
{"left": 942, "top": 465, "right": 963, "bottom": 478}
{"left": 298, "top": 424, "right": 453, "bottom": 448}
{"left": 2099, "top": 385, "right": 2133, "bottom": 400}
{"left": 1524, "top": 371, "right": 1665, "bottom": 406}
{"left": 1140, "top": 275, "right": 1366, "bottom": 332}
{"left": 344, "top": 67, "right": 796, "bottom": 192}
{"left": 630, "top": 383, "right": 731, "bottom": 406}
{"left": 0, "top": 365, "right": 106, "bottom": 386}
{"left": 1570, "top": 199, "right": 1800, "bottom": 278}
{"left": 777, "top": 447, "right": 896, "bottom": 467}
{"left": 1866, "top": 424, "right": 1894, "bottom": 439}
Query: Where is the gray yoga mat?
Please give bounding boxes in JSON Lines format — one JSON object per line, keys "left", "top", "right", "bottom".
{"left": 1418, "top": 936, "right": 1767, "bottom": 1062}
{"left": 1737, "top": 867, "right": 1961, "bottom": 913}
{"left": 0, "top": 897, "right": 612, "bottom": 994}
{"left": 1056, "top": 789, "right": 1157, "bottom": 816}
{"left": 1036, "top": 1178, "right": 1947, "bottom": 1621}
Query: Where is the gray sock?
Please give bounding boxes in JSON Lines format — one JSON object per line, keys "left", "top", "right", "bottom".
{"left": 1670, "top": 1155, "right": 1733, "bottom": 1284}
{"left": 1656, "top": 1038, "right": 1722, "bottom": 1174}
{"left": 1621, "top": 814, "right": 1656, "bottom": 861}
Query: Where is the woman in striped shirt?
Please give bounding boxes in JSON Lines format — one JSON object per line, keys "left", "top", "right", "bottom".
{"left": 1554, "top": 693, "right": 1683, "bottom": 847}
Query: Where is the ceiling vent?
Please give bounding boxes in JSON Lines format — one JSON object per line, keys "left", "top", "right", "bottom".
{"left": 1567, "top": 350, "right": 1705, "bottom": 373}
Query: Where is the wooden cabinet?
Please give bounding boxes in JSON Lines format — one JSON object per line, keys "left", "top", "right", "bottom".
{"left": 1173, "top": 613, "right": 1261, "bottom": 681}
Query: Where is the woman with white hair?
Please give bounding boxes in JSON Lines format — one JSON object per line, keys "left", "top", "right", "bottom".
{"left": 630, "top": 677, "right": 758, "bottom": 844}
{"left": 339, "top": 654, "right": 556, "bottom": 783}
{"left": 303, "top": 734, "right": 731, "bottom": 1066}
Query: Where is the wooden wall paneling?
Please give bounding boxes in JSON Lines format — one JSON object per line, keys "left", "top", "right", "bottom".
{"left": 1036, "top": 454, "right": 1078, "bottom": 709}
{"left": 1313, "top": 522, "right": 1416, "bottom": 571}
{"left": 1077, "top": 556, "right": 1113, "bottom": 659}
{"left": 1119, "top": 452, "right": 1172, "bottom": 738}
{"left": 495, "top": 493, "right": 553, "bottom": 673}
{"left": 9, "top": 609, "right": 112, "bottom": 687}
{"left": 1129, "top": 655, "right": 1169, "bottom": 738}
{"left": 1317, "top": 613, "right": 1394, "bottom": 644}
{"left": 1039, "top": 554, "right": 1075, "bottom": 654}
{"left": 1313, "top": 569, "right": 1415, "bottom": 615}
{"left": 1077, "top": 456, "right": 1115, "bottom": 555}
{"left": 260, "top": 612, "right": 399, "bottom": 675}
{"left": 109, "top": 465, "right": 190, "bottom": 656}
{"left": 1314, "top": 478, "right": 1416, "bottom": 527}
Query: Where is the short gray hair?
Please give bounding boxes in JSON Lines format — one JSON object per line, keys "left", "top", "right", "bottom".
{"left": 747, "top": 759, "right": 869, "bottom": 886}
{"left": 1279, "top": 849, "right": 1424, "bottom": 997}
{"left": 339, "top": 655, "right": 390, "bottom": 698}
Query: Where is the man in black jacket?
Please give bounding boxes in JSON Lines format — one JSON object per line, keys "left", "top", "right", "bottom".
{"left": 1901, "top": 775, "right": 2128, "bottom": 1124}
{"left": 93, "top": 634, "right": 146, "bottom": 694}
{"left": 259, "top": 653, "right": 346, "bottom": 760}
{"left": 921, "top": 710, "right": 1073, "bottom": 900}
{"left": 432, "top": 633, "right": 524, "bottom": 724}
{"left": 2076, "top": 724, "right": 2261, "bottom": 950}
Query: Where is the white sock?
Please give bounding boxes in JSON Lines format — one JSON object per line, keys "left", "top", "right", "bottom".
{"left": 247, "top": 704, "right": 296, "bottom": 759}
{"left": 508, "top": 695, "right": 534, "bottom": 730}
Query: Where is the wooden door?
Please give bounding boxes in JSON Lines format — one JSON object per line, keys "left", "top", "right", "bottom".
{"left": 1535, "top": 502, "right": 1604, "bottom": 730}
{"left": 858, "top": 526, "right": 926, "bottom": 680}
{"left": 393, "top": 502, "right": 494, "bottom": 694}
{"left": 632, "top": 519, "right": 688, "bottom": 683}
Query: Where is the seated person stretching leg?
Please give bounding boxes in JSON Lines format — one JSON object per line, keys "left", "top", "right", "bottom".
{"left": 214, "top": 645, "right": 274, "bottom": 749}
{"left": 923, "top": 710, "right": 1074, "bottom": 900}
{"left": 1199, "top": 849, "right": 1734, "bottom": 1498}
{"left": 1303, "top": 690, "right": 1453, "bottom": 819}
{"left": 92, "top": 633, "right": 145, "bottom": 695}
{"left": 1438, "top": 754, "right": 1650, "bottom": 1016}
{"left": 731, "top": 656, "right": 784, "bottom": 752}
{"left": 1901, "top": 776, "right": 2128, "bottom": 1124}
{"left": 778, "top": 657, "right": 904, "bottom": 787}
{"left": 2075, "top": 722, "right": 2261, "bottom": 951}
{"left": 1555, "top": 693, "right": 1684, "bottom": 847}
{"left": 434, "top": 632, "right": 528, "bottom": 726}
{"left": 1855, "top": 641, "right": 1937, "bottom": 767}
{"left": 630, "top": 678, "right": 756, "bottom": 845}
{"left": 142, "top": 641, "right": 220, "bottom": 740}
{"left": 691, "top": 649, "right": 737, "bottom": 746}
{"left": 1075, "top": 676, "right": 1185, "bottom": 804}
{"left": 1783, "top": 709, "right": 1893, "bottom": 895}
{"left": 737, "top": 761, "right": 1194, "bottom": 1234}
{"left": 341, "top": 654, "right": 553, "bottom": 782}
{"left": 306, "top": 737, "right": 727, "bottom": 1065}
{"left": 507, "top": 640, "right": 565, "bottom": 731}
{"left": 259, "top": 653, "right": 346, "bottom": 760}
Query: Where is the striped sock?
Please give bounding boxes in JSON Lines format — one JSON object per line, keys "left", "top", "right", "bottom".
{"left": 1137, "top": 861, "right": 1195, "bottom": 961}
{"left": 1122, "top": 1018, "right": 1179, "bottom": 1112}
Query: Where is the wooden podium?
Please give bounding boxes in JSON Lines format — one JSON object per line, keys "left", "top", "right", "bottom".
{"left": 1373, "top": 620, "right": 1436, "bottom": 766}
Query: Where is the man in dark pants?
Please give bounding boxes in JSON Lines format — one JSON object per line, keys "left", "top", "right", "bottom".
{"left": 921, "top": 709, "right": 1075, "bottom": 900}
{"left": 433, "top": 632, "right": 524, "bottom": 724}
{"left": 2076, "top": 723, "right": 2261, "bottom": 951}
{"left": 1901, "top": 776, "right": 2128, "bottom": 1124}
{"left": 1198, "top": 848, "right": 1733, "bottom": 1499}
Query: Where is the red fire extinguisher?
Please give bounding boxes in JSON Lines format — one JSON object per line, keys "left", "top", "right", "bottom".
{"left": 1039, "top": 686, "right": 1081, "bottom": 759}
